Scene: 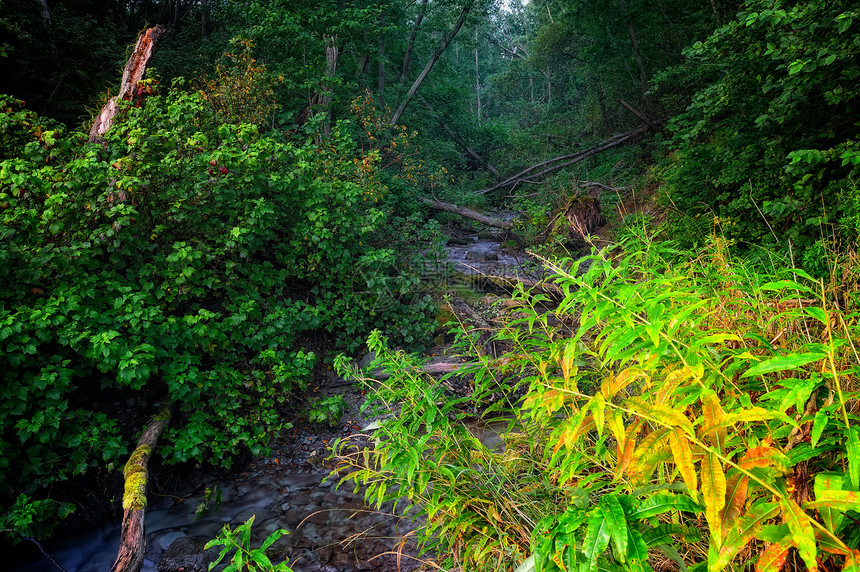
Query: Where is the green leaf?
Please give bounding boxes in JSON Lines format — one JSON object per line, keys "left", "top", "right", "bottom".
{"left": 600, "top": 495, "right": 628, "bottom": 561}
{"left": 626, "top": 529, "right": 650, "bottom": 572}
{"left": 742, "top": 353, "right": 826, "bottom": 378}
{"left": 848, "top": 426, "right": 860, "bottom": 490}
{"left": 810, "top": 410, "right": 828, "bottom": 448}
{"left": 250, "top": 550, "right": 273, "bottom": 569}
{"left": 582, "top": 512, "right": 611, "bottom": 572}
{"left": 627, "top": 494, "right": 702, "bottom": 520}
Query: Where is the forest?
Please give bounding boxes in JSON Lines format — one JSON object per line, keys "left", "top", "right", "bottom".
{"left": 1, "top": 0, "right": 859, "bottom": 570}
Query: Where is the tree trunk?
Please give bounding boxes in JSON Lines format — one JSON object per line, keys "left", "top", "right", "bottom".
{"left": 419, "top": 197, "right": 511, "bottom": 229}
{"left": 616, "top": 0, "right": 653, "bottom": 114}
{"left": 709, "top": 0, "right": 721, "bottom": 23}
{"left": 34, "top": 0, "right": 50, "bottom": 24}
{"left": 377, "top": 22, "right": 386, "bottom": 104}
{"left": 201, "top": 0, "right": 209, "bottom": 39}
{"left": 401, "top": 0, "right": 428, "bottom": 80}
{"left": 474, "top": 28, "right": 482, "bottom": 121}
{"left": 89, "top": 25, "right": 165, "bottom": 143}
{"left": 390, "top": 0, "right": 475, "bottom": 125}
{"left": 111, "top": 406, "right": 172, "bottom": 572}
{"left": 319, "top": 35, "right": 343, "bottom": 138}
{"left": 419, "top": 97, "right": 499, "bottom": 177}
{"left": 477, "top": 126, "right": 648, "bottom": 195}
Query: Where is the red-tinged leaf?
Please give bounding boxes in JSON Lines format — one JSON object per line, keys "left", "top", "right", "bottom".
{"left": 711, "top": 502, "right": 780, "bottom": 572}
{"left": 553, "top": 408, "right": 589, "bottom": 456}
{"left": 756, "top": 543, "right": 790, "bottom": 572}
{"left": 602, "top": 367, "right": 647, "bottom": 400}
{"left": 781, "top": 498, "right": 817, "bottom": 572}
{"left": 721, "top": 473, "right": 748, "bottom": 530}
{"left": 628, "top": 427, "right": 672, "bottom": 484}
{"left": 817, "top": 532, "right": 851, "bottom": 555}
{"left": 669, "top": 428, "right": 698, "bottom": 502}
{"left": 700, "top": 393, "right": 727, "bottom": 452}
{"left": 615, "top": 420, "right": 643, "bottom": 480}
{"left": 702, "top": 451, "right": 727, "bottom": 543}
{"left": 740, "top": 445, "right": 781, "bottom": 469}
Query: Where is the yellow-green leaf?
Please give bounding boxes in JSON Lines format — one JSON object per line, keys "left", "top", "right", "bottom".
{"left": 628, "top": 427, "right": 672, "bottom": 484}
{"left": 669, "top": 428, "right": 698, "bottom": 502}
{"left": 602, "top": 367, "right": 646, "bottom": 400}
{"left": 591, "top": 393, "right": 606, "bottom": 437}
{"left": 711, "top": 502, "right": 780, "bottom": 572}
{"left": 781, "top": 498, "right": 817, "bottom": 572}
{"left": 702, "top": 451, "right": 727, "bottom": 543}
{"left": 812, "top": 472, "right": 846, "bottom": 531}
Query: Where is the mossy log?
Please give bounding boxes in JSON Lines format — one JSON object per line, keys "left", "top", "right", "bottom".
{"left": 111, "top": 405, "right": 172, "bottom": 572}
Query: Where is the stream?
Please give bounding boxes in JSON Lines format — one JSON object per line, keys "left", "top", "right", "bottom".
{"left": 11, "top": 231, "right": 539, "bottom": 572}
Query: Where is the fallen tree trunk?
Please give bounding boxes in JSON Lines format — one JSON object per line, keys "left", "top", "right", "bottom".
{"left": 89, "top": 25, "right": 165, "bottom": 142}
{"left": 420, "top": 197, "right": 512, "bottom": 229}
{"left": 111, "top": 405, "right": 172, "bottom": 572}
{"left": 476, "top": 126, "right": 648, "bottom": 195}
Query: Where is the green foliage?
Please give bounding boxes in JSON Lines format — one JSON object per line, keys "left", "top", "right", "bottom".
{"left": 0, "top": 67, "right": 436, "bottom": 535}
{"left": 335, "top": 229, "right": 860, "bottom": 571}
{"left": 307, "top": 395, "right": 347, "bottom": 426}
{"left": 205, "top": 515, "right": 292, "bottom": 572}
{"left": 661, "top": 0, "right": 860, "bottom": 265}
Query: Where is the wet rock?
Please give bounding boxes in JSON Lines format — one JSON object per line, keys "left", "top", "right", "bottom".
{"left": 465, "top": 250, "right": 499, "bottom": 261}
{"left": 157, "top": 537, "right": 216, "bottom": 572}
{"left": 158, "top": 530, "right": 187, "bottom": 550}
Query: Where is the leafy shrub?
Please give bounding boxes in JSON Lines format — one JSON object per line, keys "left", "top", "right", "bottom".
{"left": 206, "top": 515, "right": 292, "bottom": 572}
{"left": 0, "top": 73, "right": 436, "bottom": 535}
{"left": 660, "top": 0, "right": 860, "bottom": 264}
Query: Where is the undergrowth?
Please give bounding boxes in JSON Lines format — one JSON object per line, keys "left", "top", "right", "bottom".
{"left": 334, "top": 225, "right": 860, "bottom": 572}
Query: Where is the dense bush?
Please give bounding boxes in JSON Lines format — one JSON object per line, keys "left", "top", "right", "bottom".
{"left": 0, "top": 73, "right": 437, "bottom": 535}
{"left": 660, "top": 0, "right": 860, "bottom": 270}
